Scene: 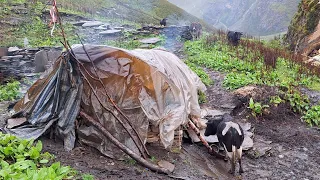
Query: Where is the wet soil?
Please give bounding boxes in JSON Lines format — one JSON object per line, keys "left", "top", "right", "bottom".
{"left": 35, "top": 70, "right": 320, "bottom": 180}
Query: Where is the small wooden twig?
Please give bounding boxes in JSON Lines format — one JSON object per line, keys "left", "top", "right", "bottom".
{"left": 79, "top": 111, "right": 170, "bottom": 174}
{"left": 188, "top": 120, "right": 225, "bottom": 159}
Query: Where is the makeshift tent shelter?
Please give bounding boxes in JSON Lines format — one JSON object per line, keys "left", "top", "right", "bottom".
{"left": 4, "top": 44, "right": 206, "bottom": 160}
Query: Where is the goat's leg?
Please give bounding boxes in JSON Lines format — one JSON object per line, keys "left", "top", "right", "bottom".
{"left": 239, "top": 158, "right": 244, "bottom": 174}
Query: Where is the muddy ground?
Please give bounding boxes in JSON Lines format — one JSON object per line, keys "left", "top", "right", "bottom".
{"left": 1, "top": 67, "right": 319, "bottom": 180}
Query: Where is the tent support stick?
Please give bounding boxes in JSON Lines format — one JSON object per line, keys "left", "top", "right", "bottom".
{"left": 79, "top": 111, "right": 171, "bottom": 174}
{"left": 71, "top": 58, "right": 148, "bottom": 159}
{"left": 77, "top": 40, "right": 150, "bottom": 158}
{"left": 188, "top": 120, "right": 225, "bottom": 159}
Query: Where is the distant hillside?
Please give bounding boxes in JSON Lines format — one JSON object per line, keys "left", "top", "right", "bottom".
{"left": 0, "top": 0, "right": 211, "bottom": 47}
{"left": 57, "top": 0, "right": 211, "bottom": 28}
{"left": 284, "top": 0, "right": 320, "bottom": 55}
{"left": 168, "top": 0, "right": 300, "bottom": 36}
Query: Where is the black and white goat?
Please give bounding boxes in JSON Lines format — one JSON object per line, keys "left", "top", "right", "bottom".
{"left": 204, "top": 114, "right": 244, "bottom": 175}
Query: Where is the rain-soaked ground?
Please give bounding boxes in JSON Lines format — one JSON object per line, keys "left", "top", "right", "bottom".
{"left": 1, "top": 68, "right": 319, "bottom": 179}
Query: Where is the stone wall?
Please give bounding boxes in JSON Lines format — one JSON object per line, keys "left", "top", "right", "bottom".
{"left": 0, "top": 47, "right": 62, "bottom": 82}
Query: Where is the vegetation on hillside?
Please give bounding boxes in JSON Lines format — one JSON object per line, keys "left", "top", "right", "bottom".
{"left": 184, "top": 32, "right": 320, "bottom": 127}
{"left": 0, "top": 0, "right": 78, "bottom": 47}
{"left": 284, "top": 0, "right": 320, "bottom": 51}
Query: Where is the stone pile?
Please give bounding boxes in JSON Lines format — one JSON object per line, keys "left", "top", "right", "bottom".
{"left": 135, "top": 25, "right": 192, "bottom": 41}
{"left": 0, "top": 47, "right": 62, "bottom": 80}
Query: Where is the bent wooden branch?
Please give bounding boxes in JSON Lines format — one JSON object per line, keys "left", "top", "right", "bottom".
{"left": 78, "top": 39, "right": 150, "bottom": 158}
{"left": 79, "top": 111, "right": 171, "bottom": 174}
{"left": 188, "top": 119, "right": 225, "bottom": 159}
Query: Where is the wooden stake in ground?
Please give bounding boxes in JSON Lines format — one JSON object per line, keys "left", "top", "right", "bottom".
{"left": 79, "top": 111, "right": 171, "bottom": 174}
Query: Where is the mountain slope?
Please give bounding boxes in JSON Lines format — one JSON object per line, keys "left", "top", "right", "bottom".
{"left": 0, "top": 0, "right": 211, "bottom": 47}
{"left": 168, "top": 0, "right": 300, "bottom": 36}
{"left": 58, "top": 0, "right": 211, "bottom": 28}
{"left": 284, "top": 0, "right": 320, "bottom": 55}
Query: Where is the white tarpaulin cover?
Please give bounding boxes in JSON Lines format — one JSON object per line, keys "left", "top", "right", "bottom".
{"left": 5, "top": 45, "right": 206, "bottom": 159}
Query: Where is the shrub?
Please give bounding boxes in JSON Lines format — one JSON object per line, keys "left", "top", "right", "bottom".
{"left": 0, "top": 133, "right": 77, "bottom": 179}
{"left": 302, "top": 105, "right": 320, "bottom": 127}
{"left": 0, "top": 80, "right": 20, "bottom": 101}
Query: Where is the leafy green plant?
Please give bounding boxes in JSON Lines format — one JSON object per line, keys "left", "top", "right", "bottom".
{"left": 269, "top": 95, "right": 284, "bottom": 107}
{"left": 284, "top": 90, "right": 310, "bottom": 114}
{"left": 82, "top": 173, "right": 95, "bottom": 180}
{"left": 0, "top": 80, "right": 20, "bottom": 101}
{"left": 185, "top": 61, "right": 213, "bottom": 86}
{"left": 150, "top": 156, "right": 157, "bottom": 163}
{"left": 248, "top": 98, "right": 269, "bottom": 117}
{"left": 0, "top": 132, "right": 78, "bottom": 179}
{"left": 198, "top": 91, "right": 207, "bottom": 104}
{"left": 302, "top": 105, "right": 320, "bottom": 127}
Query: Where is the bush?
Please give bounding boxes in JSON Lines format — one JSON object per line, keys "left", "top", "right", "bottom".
{"left": 0, "top": 80, "right": 20, "bottom": 101}
{"left": 302, "top": 105, "right": 320, "bottom": 127}
{"left": 0, "top": 133, "right": 77, "bottom": 179}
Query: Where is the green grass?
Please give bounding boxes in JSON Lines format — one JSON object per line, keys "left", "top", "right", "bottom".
{"left": 185, "top": 61, "right": 213, "bottom": 86}
{"left": 185, "top": 34, "right": 320, "bottom": 126}
{"left": 184, "top": 36, "right": 320, "bottom": 91}
{"left": 0, "top": 0, "right": 79, "bottom": 47}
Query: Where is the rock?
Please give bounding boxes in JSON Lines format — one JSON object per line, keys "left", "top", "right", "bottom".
{"left": 94, "top": 24, "right": 110, "bottom": 30}
{"left": 0, "top": 48, "right": 8, "bottom": 57}
{"left": 204, "top": 134, "right": 219, "bottom": 143}
{"left": 114, "top": 27, "right": 125, "bottom": 30}
{"left": 34, "top": 49, "right": 61, "bottom": 73}
{"left": 139, "top": 44, "right": 150, "bottom": 49}
{"left": 157, "top": 160, "right": 175, "bottom": 172}
{"left": 248, "top": 136, "right": 272, "bottom": 158}
{"left": 238, "top": 122, "right": 251, "bottom": 131}
{"left": 313, "top": 55, "right": 320, "bottom": 61}
{"left": 7, "top": 118, "right": 27, "bottom": 128}
{"left": 242, "top": 136, "right": 254, "bottom": 150}
{"left": 255, "top": 170, "right": 272, "bottom": 178}
{"left": 72, "top": 21, "right": 89, "bottom": 26}
{"left": 233, "top": 85, "right": 257, "bottom": 97}
{"left": 8, "top": 47, "right": 20, "bottom": 52}
{"left": 292, "top": 152, "right": 308, "bottom": 160}
{"left": 1, "top": 55, "right": 24, "bottom": 59}
{"left": 82, "top": 21, "right": 104, "bottom": 27}
{"left": 99, "top": 30, "right": 122, "bottom": 36}
{"left": 200, "top": 108, "right": 228, "bottom": 118}
{"left": 27, "top": 48, "right": 39, "bottom": 51}
{"left": 220, "top": 103, "right": 237, "bottom": 109}
{"left": 278, "top": 160, "right": 290, "bottom": 167}
{"left": 279, "top": 155, "right": 284, "bottom": 158}
{"left": 139, "top": 37, "right": 161, "bottom": 44}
